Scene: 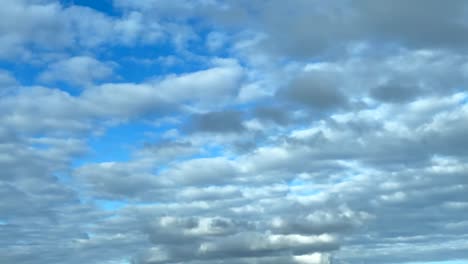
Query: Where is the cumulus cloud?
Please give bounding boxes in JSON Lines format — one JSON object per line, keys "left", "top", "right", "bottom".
{"left": 280, "top": 71, "right": 348, "bottom": 111}
{"left": 38, "top": 56, "right": 115, "bottom": 86}
{"left": 210, "top": 0, "right": 468, "bottom": 58}
{"left": 155, "top": 58, "right": 244, "bottom": 105}
{"left": 2, "top": 1, "right": 468, "bottom": 264}
{"left": 185, "top": 110, "right": 245, "bottom": 133}
{"left": 0, "top": 0, "right": 168, "bottom": 61}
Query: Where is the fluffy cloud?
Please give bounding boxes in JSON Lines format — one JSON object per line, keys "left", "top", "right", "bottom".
{"left": 210, "top": 0, "right": 468, "bottom": 58}
{"left": 0, "top": 0, "right": 168, "bottom": 61}
{"left": 2, "top": 1, "right": 468, "bottom": 264}
{"left": 38, "top": 56, "right": 115, "bottom": 86}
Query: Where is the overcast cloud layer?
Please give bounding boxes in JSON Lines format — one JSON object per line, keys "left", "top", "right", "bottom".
{"left": 1, "top": 1, "right": 468, "bottom": 263}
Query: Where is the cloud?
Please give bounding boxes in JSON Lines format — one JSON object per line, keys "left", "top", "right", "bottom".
{"left": 0, "top": 59, "right": 245, "bottom": 136}
{"left": 185, "top": 110, "right": 245, "bottom": 133}
{"left": 280, "top": 71, "right": 348, "bottom": 111}
{"left": 369, "top": 81, "right": 422, "bottom": 103}
{"left": 38, "top": 56, "right": 115, "bottom": 86}
{"left": 0, "top": 70, "right": 18, "bottom": 95}
{"left": 155, "top": 58, "right": 244, "bottom": 105}
{"left": 0, "top": 87, "right": 89, "bottom": 135}
{"left": 0, "top": 0, "right": 69, "bottom": 59}
{"left": 0, "top": 0, "right": 167, "bottom": 61}
{"left": 210, "top": 0, "right": 468, "bottom": 58}
{"left": 2, "top": 1, "right": 468, "bottom": 264}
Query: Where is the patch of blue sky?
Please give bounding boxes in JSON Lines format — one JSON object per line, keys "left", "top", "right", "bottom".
{"left": 108, "top": 43, "right": 215, "bottom": 84}
{"left": 106, "top": 19, "right": 234, "bottom": 80}
{"left": 5, "top": 5, "right": 233, "bottom": 88}
{"left": 45, "top": 80, "right": 88, "bottom": 96}
{"left": 459, "top": 95, "right": 468, "bottom": 105}
{"left": 200, "top": 144, "right": 225, "bottom": 158}
{"left": 60, "top": 0, "right": 120, "bottom": 16}
{"left": 108, "top": 45, "right": 173, "bottom": 80}
{"left": 95, "top": 199, "right": 127, "bottom": 211}
{"left": 0, "top": 61, "right": 41, "bottom": 87}
{"left": 29, "top": 141, "right": 51, "bottom": 151}
{"left": 53, "top": 171, "right": 74, "bottom": 186}
{"left": 73, "top": 120, "right": 168, "bottom": 167}
{"left": 152, "top": 164, "right": 170, "bottom": 175}
{"left": 288, "top": 178, "right": 306, "bottom": 187}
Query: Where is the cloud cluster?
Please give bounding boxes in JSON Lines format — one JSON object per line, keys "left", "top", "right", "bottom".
{"left": 2, "top": 1, "right": 468, "bottom": 264}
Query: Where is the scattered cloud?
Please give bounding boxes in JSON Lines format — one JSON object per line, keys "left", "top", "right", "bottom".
{"left": 38, "top": 56, "right": 116, "bottom": 86}
{"left": 1, "top": 1, "right": 468, "bottom": 264}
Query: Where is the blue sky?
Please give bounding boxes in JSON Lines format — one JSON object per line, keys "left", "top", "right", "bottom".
{"left": 2, "top": 1, "right": 468, "bottom": 264}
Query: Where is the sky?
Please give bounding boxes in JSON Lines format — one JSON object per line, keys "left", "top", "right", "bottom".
{"left": 1, "top": 0, "right": 468, "bottom": 263}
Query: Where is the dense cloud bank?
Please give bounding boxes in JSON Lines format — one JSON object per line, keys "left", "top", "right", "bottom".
{"left": 1, "top": 1, "right": 468, "bottom": 263}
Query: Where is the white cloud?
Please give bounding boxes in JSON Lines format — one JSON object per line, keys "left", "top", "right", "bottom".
{"left": 3, "top": 1, "right": 468, "bottom": 264}
{"left": 38, "top": 56, "right": 115, "bottom": 86}
{"left": 294, "top": 253, "right": 330, "bottom": 264}
{"left": 156, "top": 58, "right": 244, "bottom": 105}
